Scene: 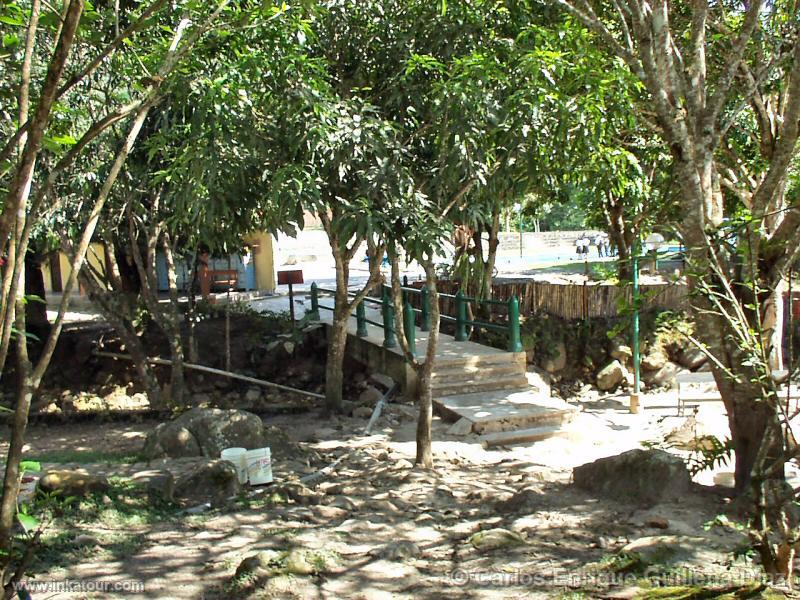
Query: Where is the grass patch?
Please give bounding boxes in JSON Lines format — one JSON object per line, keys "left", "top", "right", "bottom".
{"left": 634, "top": 583, "right": 766, "bottom": 599}
{"left": 23, "top": 449, "right": 142, "bottom": 465}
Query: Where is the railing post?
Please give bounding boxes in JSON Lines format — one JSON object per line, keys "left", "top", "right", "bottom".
{"left": 404, "top": 300, "right": 416, "bottom": 356}
{"left": 420, "top": 286, "right": 430, "bottom": 332}
{"left": 382, "top": 291, "right": 397, "bottom": 348}
{"left": 455, "top": 290, "right": 467, "bottom": 342}
{"left": 310, "top": 282, "right": 320, "bottom": 320}
{"left": 507, "top": 295, "right": 523, "bottom": 352}
{"left": 402, "top": 275, "right": 409, "bottom": 303}
{"left": 356, "top": 300, "right": 368, "bottom": 337}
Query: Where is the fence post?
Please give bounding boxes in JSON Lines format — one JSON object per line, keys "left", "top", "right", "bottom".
{"left": 507, "top": 295, "right": 523, "bottom": 352}
{"left": 356, "top": 300, "right": 368, "bottom": 337}
{"left": 402, "top": 275, "right": 409, "bottom": 303}
{"left": 420, "top": 286, "right": 430, "bottom": 331}
{"left": 404, "top": 300, "right": 416, "bottom": 356}
{"left": 455, "top": 290, "right": 467, "bottom": 341}
{"left": 382, "top": 290, "right": 397, "bottom": 348}
{"left": 310, "top": 282, "right": 320, "bottom": 320}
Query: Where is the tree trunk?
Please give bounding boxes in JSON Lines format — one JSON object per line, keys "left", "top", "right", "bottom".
{"left": 324, "top": 303, "right": 349, "bottom": 413}
{"left": 415, "top": 260, "right": 439, "bottom": 468}
{"left": 23, "top": 252, "right": 50, "bottom": 347}
{"left": 0, "top": 291, "right": 32, "bottom": 554}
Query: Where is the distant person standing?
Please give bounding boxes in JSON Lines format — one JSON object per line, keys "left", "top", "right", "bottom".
{"left": 594, "top": 234, "right": 604, "bottom": 257}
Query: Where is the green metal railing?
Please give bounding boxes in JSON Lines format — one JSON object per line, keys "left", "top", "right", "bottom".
{"left": 309, "top": 280, "right": 522, "bottom": 354}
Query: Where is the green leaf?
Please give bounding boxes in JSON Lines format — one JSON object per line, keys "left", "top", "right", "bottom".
{"left": 440, "top": 0, "right": 447, "bottom": 16}
{"left": 17, "top": 513, "right": 38, "bottom": 533}
{"left": 20, "top": 461, "right": 41, "bottom": 473}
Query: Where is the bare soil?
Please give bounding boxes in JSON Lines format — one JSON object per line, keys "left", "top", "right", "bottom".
{"left": 1, "top": 396, "right": 767, "bottom": 600}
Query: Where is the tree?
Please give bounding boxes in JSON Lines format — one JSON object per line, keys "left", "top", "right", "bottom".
{"left": 0, "top": 1, "right": 234, "bottom": 591}
{"left": 548, "top": 0, "right": 800, "bottom": 579}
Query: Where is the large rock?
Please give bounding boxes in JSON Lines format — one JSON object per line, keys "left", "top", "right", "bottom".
{"left": 642, "top": 351, "right": 668, "bottom": 371}
{"left": 650, "top": 362, "right": 680, "bottom": 389}
{"left": 130, "top": 469, "right": 175, "bottom": 501}
{"left": 596, "top": 360, "right": 626, "bottom": 391}
{"left": 678, "top": 348, "right": 707, "bottom": 371}
{"left": 573, "top": 449, "right": 690, "bottom": 507}
{"left": 621, "top": 535, "right": 710, "bottom": 567}
{"left": 610, "top": 343, "right": 632, "bottom": 363}
{"left": 543, "top": 341, "right": 567, "bottom": 374}
{"left": 173, "top": 459, "right": 240, "bottom": 505}
{"left": 142, "top": 407, "right": 265, "bottom": 459}
{"left": 38, "top": 470, "right": 109, "bottom": 498}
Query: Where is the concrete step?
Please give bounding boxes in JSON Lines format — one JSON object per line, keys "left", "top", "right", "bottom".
{"left": 431, "top": 377, "right": 530, "bottom": 398}
{"left": 433, "top": 352, "right": 526, "bottom": 371}
{"left": 431, "top": 362, "right": 525, "bottom": 385}
{"left": 433, "top": 389, "right": 578, "bottom": 434}
{"left": 479, "top": 424, "right": 576, "bottom": 448}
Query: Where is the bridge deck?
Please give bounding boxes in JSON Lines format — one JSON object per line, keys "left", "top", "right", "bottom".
{"left": 317, "top": 311, "right": 511, "bottom": 364}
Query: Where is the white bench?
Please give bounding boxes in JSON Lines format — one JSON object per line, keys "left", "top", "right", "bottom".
{"left": 677, "top": 370, "right": 800, "bottom": 416}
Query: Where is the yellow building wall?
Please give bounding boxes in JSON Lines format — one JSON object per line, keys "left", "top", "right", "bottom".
{"left": 41, "top": 243, "right": 106, "bottom": 295}
{"left": 245, "top": 231, "right": 275, "bottom": 292}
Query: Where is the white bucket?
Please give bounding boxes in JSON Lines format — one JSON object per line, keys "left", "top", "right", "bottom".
{"left": 244, "top": 447, "right": 273, "bottom": 485}
{"left": 221, "top": 447, "right": 248, "bottom": 484}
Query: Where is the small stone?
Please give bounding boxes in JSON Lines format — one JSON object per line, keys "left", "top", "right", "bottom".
{"left": 394, "top": 459, "right": 413, "bottom": 470}
{"left": 73, "top": 534, "right": 99, "bottom": 547}
{"left": 353, "top": 406, "right": 373, "bottom": 419}
{"left": 285, "top": 549, "right": 315, "bottom": 575}
{"left": 283, "top": 341, "right": 295, "bottom": 354}
{"left": 244, "top": 388, "right": 261, "bottom": 402}
{"left": 447, "top": 418, "right": 474, "bottom": 436}
{"left": 645, "top": 517, "right": 670, "bottom": 529}
{"left": 373, "top": 540, "right": 421, "bottom": 561}
{"left": 596, "top": 536, "right": 610, "bottom": 549}
{"left": 468, "top": 528, "right": 527, "bottom": 551}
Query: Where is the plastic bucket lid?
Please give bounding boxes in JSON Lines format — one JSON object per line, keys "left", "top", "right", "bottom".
{"left": 221, "top": 447, "right": 248, "bottom": 484}
{"left": 244, "top": 447, "right": 272, "bottom": 485}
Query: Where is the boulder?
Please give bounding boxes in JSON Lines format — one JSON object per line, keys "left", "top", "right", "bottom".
{"left": 369, "top": 373, "right": 395, "bottom": 391}
{"left": 610, "top": 343, "right": 632, "bottom": 363}
{"left": 357, "top": 385, "right": 383, "bottom": 406}
{"left": 573, "top": 449, "right": 691, "bottom": 507}
{"left": 621, "top": 535, "right": 709, "bottom": 566}
{"left": 678, "top": 348, "right": 707, "bottom": 371}
{"left": 596, "top": 360, "right": 626, "bottom": 391}
{"left": 447, "top": 417, "right": 474, "bottom": 436}
{"left": 130, "top": 469, "right": 175, "bottom": 501}
{"left": 142, "top": 407, "right": 265, "bottom": 460}
{"left": 651, "top": 362, "right": 680, "bottom": 389}
{"left": 235, "top": 550, "right": 281, "bottom": 583}
{"left": 352, "top": 406, "right": 373, "bottom": 419}
{"left": 543, "top": 341, "right": 567, "bottom": 374}
{"left": 173, "top": 459, "right": 240, "bottom": 505}
{"left": 38, "top": 470, "right": 109, "bottom": 498}
{"left": 642, "top": 351, "right": 668, "bottom": 371}
{"left": 244, "top": 388, "right": 262, "bottom": 403}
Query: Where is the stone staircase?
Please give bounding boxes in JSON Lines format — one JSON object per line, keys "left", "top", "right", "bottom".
{"left": 430, "top": 352, "right": 529, "bottom": 398}
{"left": 431, "top": 352, "right": 579, "bottom": 447}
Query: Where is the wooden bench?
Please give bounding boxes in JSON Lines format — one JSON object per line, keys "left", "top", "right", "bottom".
{"left": 677, "top": 370, "right": 800, "bottom": 416}
{"left": 208, "top": 269, "right": 238, "bottom": 290}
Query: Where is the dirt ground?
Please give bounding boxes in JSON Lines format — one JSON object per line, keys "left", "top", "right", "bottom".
{"left": 0, "top": 390, "right": 777, "bottom": 600}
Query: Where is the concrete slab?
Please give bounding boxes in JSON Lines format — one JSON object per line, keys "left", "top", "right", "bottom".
{"left": 434, "top": 390, "right": 577, "bottom": 434}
